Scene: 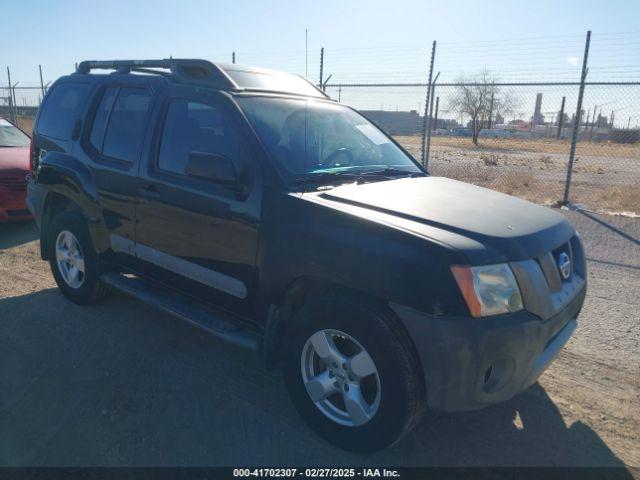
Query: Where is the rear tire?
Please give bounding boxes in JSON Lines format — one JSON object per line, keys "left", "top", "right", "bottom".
{"left": 283, "top": 292, "right": 425, "bottom": 452}
{"left": 47, "top": 211, "right": 110, "bottom": 305}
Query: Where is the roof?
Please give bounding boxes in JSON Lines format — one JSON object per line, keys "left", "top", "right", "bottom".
{"left": 75, "top": 59, "right": 328, "bottom": 99}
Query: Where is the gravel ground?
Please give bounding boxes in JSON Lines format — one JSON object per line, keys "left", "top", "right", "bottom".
{"left": 0, "top": 211, "right": 638, "bottom": 468}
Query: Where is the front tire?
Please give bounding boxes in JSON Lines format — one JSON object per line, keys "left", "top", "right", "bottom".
{"left": 283, "top": 292, "right": 425, "bottom": 452}
{"left": 47, "top": 210, "right": 110, "bottom": 305}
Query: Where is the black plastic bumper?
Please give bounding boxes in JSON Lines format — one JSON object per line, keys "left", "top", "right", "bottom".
{"left": 26, "top": 177, "right": 47, "bottom": 228}
{"left": 391, "top": 285, "right": 586, "bottom": 412}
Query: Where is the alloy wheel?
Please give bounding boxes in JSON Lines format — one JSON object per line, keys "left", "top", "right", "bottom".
{"left": 300, "top": 329, "right": 381, "bottom": 427}
{"left": 55, "top": 230, "right": 85, "bottom": 289}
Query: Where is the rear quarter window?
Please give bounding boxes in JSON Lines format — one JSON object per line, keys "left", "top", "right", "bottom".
{"left": 37, "top": 82, "right": 92, "bottom": 140}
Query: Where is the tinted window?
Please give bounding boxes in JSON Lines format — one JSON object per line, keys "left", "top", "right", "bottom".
{"left": 89, "top": 87, "right": 118, "bottom": 151}
{"left": 158, "top": 99, "right": 239, "bottom": 176}
{"left": 102, "top": 88, "right": 151, "bottom": 162}
{"left": 37, "top": 83, "right": 91, "bottom": 140}
{"left": 236, "top": 96, "right": 419, "bottom": 176}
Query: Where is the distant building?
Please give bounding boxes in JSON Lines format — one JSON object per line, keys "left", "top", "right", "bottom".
{"left": 360, "top": 110, "right": 423, "bottom": 135}
{"left": 359, "top": 110, "right": 460, "bottom": 135}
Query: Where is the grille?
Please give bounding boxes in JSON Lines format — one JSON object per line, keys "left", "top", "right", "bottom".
{"left": 536, "top": 238, "right": 580, "bottom": 293}
{"left": 0, "top": 175, "right": 27, "bottom": 192}
{"left": 7, "top": 209, "right": 30, "bottom": 217}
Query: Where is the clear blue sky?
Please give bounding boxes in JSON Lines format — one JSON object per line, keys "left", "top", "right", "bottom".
{"left": 3, "top": 0, "right": 639, "bottom": 125}
{"left": 3, "top": 0, "right": 638, "bottom": 81}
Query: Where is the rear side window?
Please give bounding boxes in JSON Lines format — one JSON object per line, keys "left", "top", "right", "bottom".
{"left": 89, "top": 87, "right": 118, "bottom": 151}
{"left": 100, "top": 88, "right": 152, "bottom": 163}
{"left": 158, "top": 98, "right": 239, "bottom": 176}
{"left": 37, "top": 83, "right": 91, "bottom": 140}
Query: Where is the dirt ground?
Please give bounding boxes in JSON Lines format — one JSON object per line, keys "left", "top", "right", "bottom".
{"left": 395, "top": 135, "right": 640, "bottom": 215}
{"left": 15, "top": 116, "right": 34, "bottom": 135}
{"left": 0, "top": 212, "right": 639, "bottom": 468}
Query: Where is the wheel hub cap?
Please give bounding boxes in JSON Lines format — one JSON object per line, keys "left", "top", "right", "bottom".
{"left": 55, "top": 230, "right": 85, "bottom": 289}
{"left": 301, "top": 329, "right": 381, "bottom": 427}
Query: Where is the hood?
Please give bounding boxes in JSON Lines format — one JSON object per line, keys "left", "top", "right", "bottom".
{"left": 0, "top": 147, "right": 30, "bottom": 172}
{"left": 307, "top": 176, "right": 574, "bottom": 264}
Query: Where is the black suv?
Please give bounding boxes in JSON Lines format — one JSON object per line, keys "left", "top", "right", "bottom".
{"left": 27, "top": 59, "right": 586, "bottom": 452}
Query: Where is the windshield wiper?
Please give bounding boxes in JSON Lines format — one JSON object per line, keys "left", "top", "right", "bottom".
{"left": 357, "top": 167, "right": 426, "bottom": 178}
{"left": 294, "top": 171, "right": 362, "bottom": 186}
{"left": 293, "top": 168, "right": 424, "bottom": 191}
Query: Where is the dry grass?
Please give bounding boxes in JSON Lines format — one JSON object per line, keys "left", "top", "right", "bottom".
{"left": 394, "top": 134, "right": 640, "bottom": 215}
{"left": 423, "top": 135, "right": 640, "bottom": 159}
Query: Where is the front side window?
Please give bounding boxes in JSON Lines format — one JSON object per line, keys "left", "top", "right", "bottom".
{"left": 37, "top": 82, "right": 91, "bottom": 140}
{"left": 0, "top": 118, "right": 30, "bottom": 147}
{"left": 158, "top": 98, "right": 239, "bottom": 176}
{"left": 236, "top": 96, "right": 421, "bottom": 182}
{"left": 101, "top": 88, "right": 152, "bottom": 162}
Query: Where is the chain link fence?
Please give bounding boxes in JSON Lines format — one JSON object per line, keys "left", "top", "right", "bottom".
{"left": 2, "top": 32, "right": 639, "bottom": 219}
{"left": 323, "top": 81, "right": 640, "bottom": 216}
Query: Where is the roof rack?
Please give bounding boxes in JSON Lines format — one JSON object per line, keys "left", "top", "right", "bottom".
{"left": 75, "top": 59, "right": 238, "bottom": 89}
{"left": 74, "top": 58, "right": 330, "bottom": 99}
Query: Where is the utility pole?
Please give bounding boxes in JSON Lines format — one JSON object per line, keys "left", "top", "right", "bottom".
{"left": 232, "top": 52, "right": 236, "bottom": 64}
{"left": 628, "top": 117, "right": 632, "bottom": 129}
{"left": 421, "top": 41, "right": 436, "bottom": 167}
{"left": 319, "top": 47, "right": 324, "bottom": 88}
{"left": 338, "top": 85, "right": 342, "bottom": 102}
{"left": 39, "top": 64, "right": 45, "bottom": 101}
{"left": 564, "top": 30, "right": 590, "bottom": 205}
{"left": 557, "top": 96, "right": 566, "bottom": 140}
{"left": 305, "top": 29, "right": 308, "bottom": 79}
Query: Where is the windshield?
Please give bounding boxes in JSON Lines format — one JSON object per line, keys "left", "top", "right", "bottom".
{"left": 236, "top": 96, "right": 422, "bottom": 182}
{"left": 0, "top": 119, "right": 30, "bottom": 147}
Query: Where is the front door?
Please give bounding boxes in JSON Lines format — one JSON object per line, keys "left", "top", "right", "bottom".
{"left": 133, "top": 87, "right": 261, "bottom": 315}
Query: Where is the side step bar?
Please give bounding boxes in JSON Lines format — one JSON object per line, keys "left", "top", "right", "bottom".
{"left": 100, "top": 271, "right": 261, "bottom": 351}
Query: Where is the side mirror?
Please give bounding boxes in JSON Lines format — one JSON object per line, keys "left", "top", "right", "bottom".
{"left": 185, "top": 151, "right": 237, "bottom": 184}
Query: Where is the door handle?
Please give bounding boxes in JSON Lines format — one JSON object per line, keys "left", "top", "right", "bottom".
{"left": 139, "top": 185, "right": 160, "bottom": 200}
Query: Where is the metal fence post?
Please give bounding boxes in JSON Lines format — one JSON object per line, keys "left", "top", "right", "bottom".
{"left": 421, "top": 41, "right": 436, "bottom": 167}
{"left": 319, "top": 47, "right": 324, "bottom": 88}
{"left": 563, "top": 30, "right": 591, "bottom": 205}
{"left": 433, "top": 96, "right": 439, "bottom": 131}
{"left": 39, "top": 65, "right": 45, "bottom": 103}
{"left": 425, "top": 72, "right": 440, "bottom": 168}
{"left": 6, "top": 67, "right": 15, "bottom": 124}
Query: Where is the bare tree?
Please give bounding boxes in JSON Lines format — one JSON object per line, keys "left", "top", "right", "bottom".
{"left": 448, "top": 71, "right": 516, "bottom": 144}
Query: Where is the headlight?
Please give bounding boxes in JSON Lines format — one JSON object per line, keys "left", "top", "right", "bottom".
{"left": 451, "top": 263, "right": 523, "bottom": 317}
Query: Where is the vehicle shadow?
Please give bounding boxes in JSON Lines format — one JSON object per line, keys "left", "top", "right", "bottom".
{"left": 0, "top": 288, "right": 633, "bottom": 471}
{"left": 0, "top": 221, "right": 38, "bottom": 250}
{"left": 384, "top": 384, "right": 632, "bottom": 471}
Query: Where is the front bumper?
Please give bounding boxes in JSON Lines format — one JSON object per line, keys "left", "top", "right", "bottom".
{"left": 26, "top": 177, "right": 47, "bottom": 228}
{"left": 0, "top": 188, "right": 32, "bottom": 222}
{"left": 391, "top": 285, "right": 586, "bottom": 411}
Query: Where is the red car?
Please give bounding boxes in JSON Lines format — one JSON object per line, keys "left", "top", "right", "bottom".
{"left": 0, "top": 117, "right": 32, "bottom": 222}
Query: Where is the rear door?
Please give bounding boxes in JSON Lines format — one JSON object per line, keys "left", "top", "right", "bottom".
{"left": 78, "top": 79, "right": 157, "bottom": 250}
{"left": 133, "top": 86, "right": 262, "bottom": 315}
